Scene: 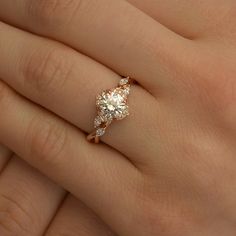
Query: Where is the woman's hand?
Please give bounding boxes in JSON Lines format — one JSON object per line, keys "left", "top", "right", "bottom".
{"left": 0, "top": 0, "right": 236, "bottom": 235}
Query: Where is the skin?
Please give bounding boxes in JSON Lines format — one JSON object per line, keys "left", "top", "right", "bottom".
{"left": 0, "top": 145, "right": 12, "bottom": 171}
{"left": 0, "top": 152, "right": 115, "bottom": 236}
{"left": 0, "top": 0, "right": 236, "bottom": 235}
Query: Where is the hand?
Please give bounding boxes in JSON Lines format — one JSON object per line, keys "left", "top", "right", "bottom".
{"left": 0, "top": 0, "right": 236, "bottom": 235}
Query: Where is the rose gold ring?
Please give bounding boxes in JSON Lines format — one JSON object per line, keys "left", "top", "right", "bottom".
{"left": 87, "top": 77, "right": 132, "bottom": 144}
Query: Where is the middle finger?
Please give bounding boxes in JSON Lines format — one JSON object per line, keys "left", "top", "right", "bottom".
{"left": 0, "top": 0, "right": 192, "bottom": 91}
{"left": 0, "top": 21, "right": 159, "bottom": 164}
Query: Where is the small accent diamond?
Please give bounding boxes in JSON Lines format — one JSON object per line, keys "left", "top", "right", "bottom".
{"left": 96, "top": 128, "right": 105, "bottom": 137}
{"left": 123, "top": 86, "right": 130, "bottom": 95}
{"left": 119, "top": 78, "right": 129, "bottom": 86}
{"left": 94, "top": 116, "right": 102, "bottom": 128}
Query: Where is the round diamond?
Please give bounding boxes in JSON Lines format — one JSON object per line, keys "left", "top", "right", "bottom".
{"left": 96, "top": 88, "right": 129, "bottom": 120}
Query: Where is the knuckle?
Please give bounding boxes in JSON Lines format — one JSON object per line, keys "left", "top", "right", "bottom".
{"left": 0, "top": 192, "right": 33, "bottom": 235}
{"left": 134, "top": 198, "right": 166, "bottom": 235}
{"left": 22, "top": 47, "right": 74, "bottom": 94}
{"left": 136, "top": 199, "right": 189, "bottom": 235}
{"left": 172, "top": 48, "right": 236, "bottom": 123}
{"left": 28, "top": 0, "right": 83, "bottom": 27}
{"left": 192, "top": 61, "right": 236, "bottom": 113}
{"left": 204, "top": 73, "right": 236, "bottom": 127}
{"left": 26, "top": 116, "right": 67, "bottom": 167}
{"left": 133, "top": 179, "right": 190, "bottom": 235}
{"left": 206, "top": 75, "right": 236, "bottom": 108}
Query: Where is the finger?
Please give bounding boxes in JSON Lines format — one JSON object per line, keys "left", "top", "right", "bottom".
{"left": 0, "top": 21, "right": 159, "bottom": 164}
{"left": 46, "top": 195, "right": 115, "bottom": 236}
{"left": 0, "top": 156, "right": 65, "bottom": 235}
{"left": 128, "top": 0, "right": 233, "bottom": 38}
{"left": 0, "top": 0, "right": 193, "bottom": 90}
{"left": 0, "top": 81, "right": 143, "bottom": 236}
{"left": 0, "top": 144, "right": 12, "bottom": 172}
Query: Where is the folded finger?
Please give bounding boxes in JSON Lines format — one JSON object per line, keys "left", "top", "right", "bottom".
{"left": 0, "top": 157, "right": 65, "bottom": 235}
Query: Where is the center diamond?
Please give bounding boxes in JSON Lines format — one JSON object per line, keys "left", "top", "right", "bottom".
{"left": 96, "top": 88, "right": 129, "bottom": 120}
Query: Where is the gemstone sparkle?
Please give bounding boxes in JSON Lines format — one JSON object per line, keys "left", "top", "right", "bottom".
{"left": 96, "top": 88, "right": 129, "bottom": 121}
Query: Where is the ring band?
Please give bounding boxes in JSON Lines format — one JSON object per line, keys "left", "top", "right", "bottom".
{"left": 87, "top": 77, "right": 132, "bottom": 143}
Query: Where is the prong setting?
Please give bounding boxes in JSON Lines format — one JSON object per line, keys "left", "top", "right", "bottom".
{"left": 87, "top": 77, "right": 131, "bottom": 143}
